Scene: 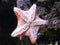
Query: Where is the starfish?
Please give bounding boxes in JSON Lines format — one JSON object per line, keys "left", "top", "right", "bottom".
{"left": 11, "top": 4, "right": 48, "bottom": 44}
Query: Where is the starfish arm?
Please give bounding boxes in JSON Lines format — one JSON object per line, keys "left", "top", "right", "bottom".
{"left": 11, "top": 24, "right": 29, "bottom": 37}
{"left": 28, "top": 4, "right": 37, "bottom": 22}
{"left": 33, "top": 16, "right": 48, "bottom": 26}
{"left": 28, "top": 26, "right": 39, "bottom": 44}
{"left": 13, "top": 7, "right": 29, "bottom": 22}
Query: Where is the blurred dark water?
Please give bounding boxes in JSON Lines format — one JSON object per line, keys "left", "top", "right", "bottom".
{"left": 0, "top": 0, "right": 19, "bottom": 45}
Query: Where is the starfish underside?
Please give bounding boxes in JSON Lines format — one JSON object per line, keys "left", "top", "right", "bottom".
{"left": 11, "top": 4, "right": 48, "bottom": 44}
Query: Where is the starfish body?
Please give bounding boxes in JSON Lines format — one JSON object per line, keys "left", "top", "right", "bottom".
{"left": 11, "top": 4, "right": 48, "bottom": 44}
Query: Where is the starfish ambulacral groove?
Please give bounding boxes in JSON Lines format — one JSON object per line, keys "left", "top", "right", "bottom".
{"left": 11, "top": 4, "right": 48, "bottom": 44}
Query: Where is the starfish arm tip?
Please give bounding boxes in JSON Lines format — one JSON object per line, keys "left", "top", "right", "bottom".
{"left": 11, "top": 33, "right": 15, "bottom": 37}
{"left": 32, "top": 3, "right": 37, "bottom": 7}
{"left": 45, "top": 20, "right": 49, "bottom": 25}
{"left": 13, "top": 7, "right": 19, "bottom": 12}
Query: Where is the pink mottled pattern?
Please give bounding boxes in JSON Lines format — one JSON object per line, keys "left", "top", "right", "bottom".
{"left": 11, "top": 4, "right": 48, "bottom": 44}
